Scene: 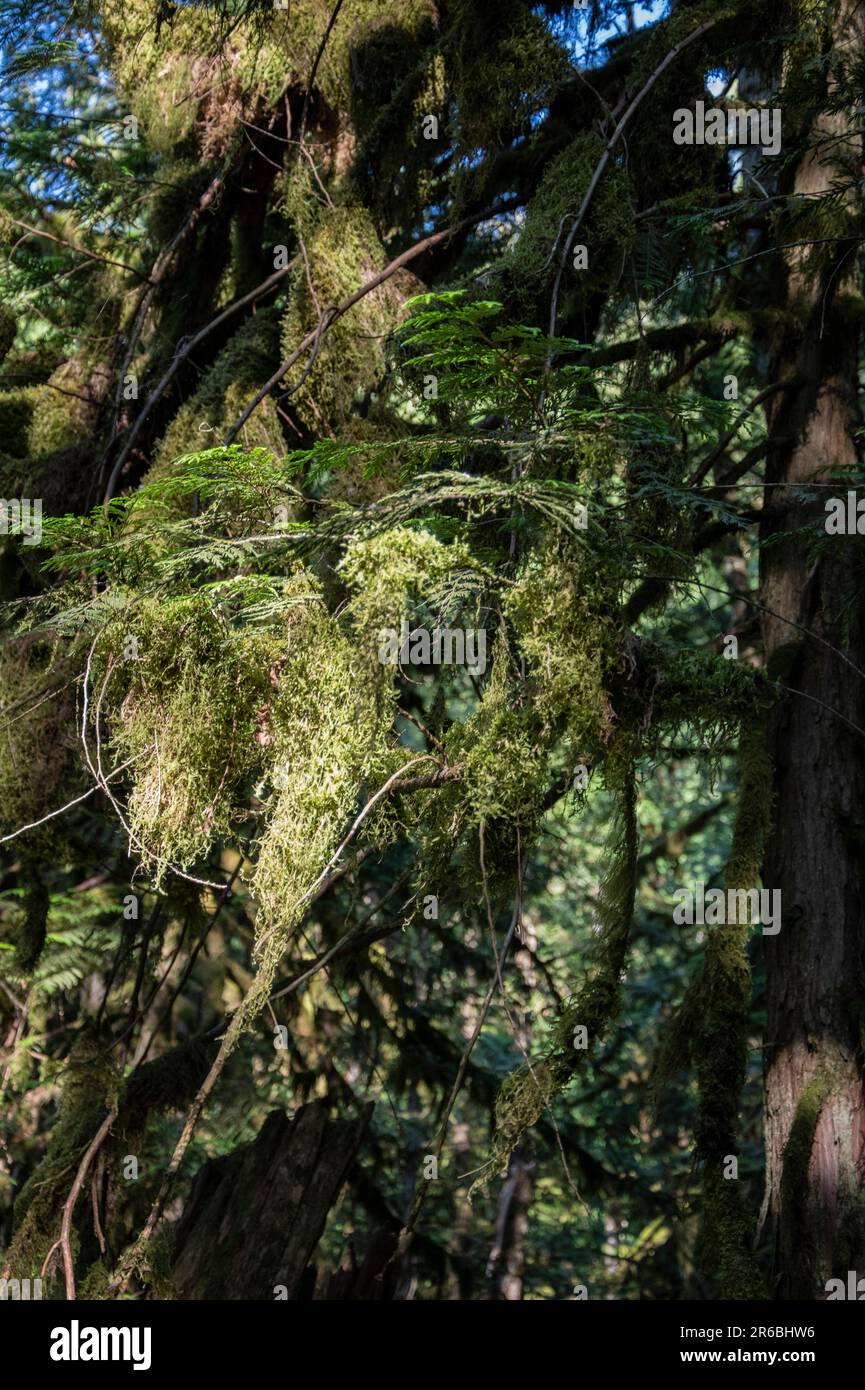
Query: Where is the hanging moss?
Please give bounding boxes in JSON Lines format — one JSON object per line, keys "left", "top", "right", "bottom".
{"left": 90, "top": 593, "right": 286, "bottom": 880}
{"left": 472, "top": 740, "right": 638, "bottom": 1193}
{"left": 341, "top": 524, "right": 481, "bottom": 641}
{"left": 349, "top": 24, "right": 443, "bottom": 229}
{"left": 457, "top": 673, "right": 549, "bottom": 830}
{"left": 504, "top": 537, "right": 621, "bottom": 751}
{"left": 641, "top": 644, "right": 774, "bottom": 761}
{"left": 691, "top": 720, "right": 771, "bottom": 1298}
{"left": 248, "top": 576, "right": 392, "bottom": 1005}
{"left": 0, "top": 637, "right": 78, "bottom": 840}
{"left": 0, "top": 304, "right": 16, "bottom": 363}
{"left": 0, "top": 388, "right": 37, "bottom": 458}
{"left": 0, "top": 342, "right": 66, "bottom": 390}
{"left": 446, "top": 0, "right": 570, "bottom": 204}
{"left": 97, "top": 0, "right": 228, "bottom": 156}
{"left": 13, "top": 851, "right": 50, "bottom": 974}
{"left": 117, "top": 1036, "right": 220, "bottom": 1142}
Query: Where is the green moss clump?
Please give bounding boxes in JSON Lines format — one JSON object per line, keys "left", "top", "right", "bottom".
{"left": 341, "top": 525, "right": 481, "bottom": 640}
{"left": 504, "top": 538, "right": 620, "bottom": 751}
{"left": 780, "top": 1071, "right": 829, "bottom": 1232}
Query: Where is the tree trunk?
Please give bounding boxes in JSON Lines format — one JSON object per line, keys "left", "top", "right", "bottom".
{"left": 171, "top": 1100, "right": 372, "bottom": 1299}
{"left": 760, "top": 0, "right": 865, "bottom": 1298}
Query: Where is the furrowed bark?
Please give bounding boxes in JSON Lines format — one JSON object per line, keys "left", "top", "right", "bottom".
{"left": 759, "top": 0, "right": 865, "bottom": 1299}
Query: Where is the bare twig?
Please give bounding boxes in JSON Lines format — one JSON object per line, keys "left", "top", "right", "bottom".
{"left": 59, "top": 1111, "right": 115, "bottom": 1299}
{"left": 296, "top": 0, "right": 346, "bottom": 159}
{"left": 688, "top": 379, "right": 798, "bottom": 485}
{"left": 102, "top": 262, "right": 294, "bottom": 504}
{"left": 547, "top": 18, "right": 717, "bottom": 341}
{"left": 8, "top": 215, "right": 150, "bottom": 283}
{"left": 223, "top": 197, "right": 520, "bottom": 443}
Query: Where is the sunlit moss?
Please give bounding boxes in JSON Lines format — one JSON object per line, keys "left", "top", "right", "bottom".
{"left": 249, "top": 576, "right": 393, "bottom": 998}
{"left": 278, "top": 201, "right": 420, "bottom": 435}
{"left": 90, "top": 593, "right": 285, "bottom": 880}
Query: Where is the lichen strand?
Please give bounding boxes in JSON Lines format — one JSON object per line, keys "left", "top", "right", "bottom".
{"left": 474, "top": 744, "right": 638, "bottom": 1193}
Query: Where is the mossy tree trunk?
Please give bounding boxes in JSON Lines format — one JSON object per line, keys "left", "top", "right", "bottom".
{"left": 760, "top": 0, "right": 865, "bottom": 1299}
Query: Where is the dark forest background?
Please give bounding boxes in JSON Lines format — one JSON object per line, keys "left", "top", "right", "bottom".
{"left": 0, "top": 0, "right": 863, "bottom": 1301}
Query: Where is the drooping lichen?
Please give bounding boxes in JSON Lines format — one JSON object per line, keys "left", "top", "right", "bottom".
{"left": 248, "top": 576, "right": 392, "bottom": 1004}
{"left": 472, "top": 740, "right": 638, "bottom": 1193}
